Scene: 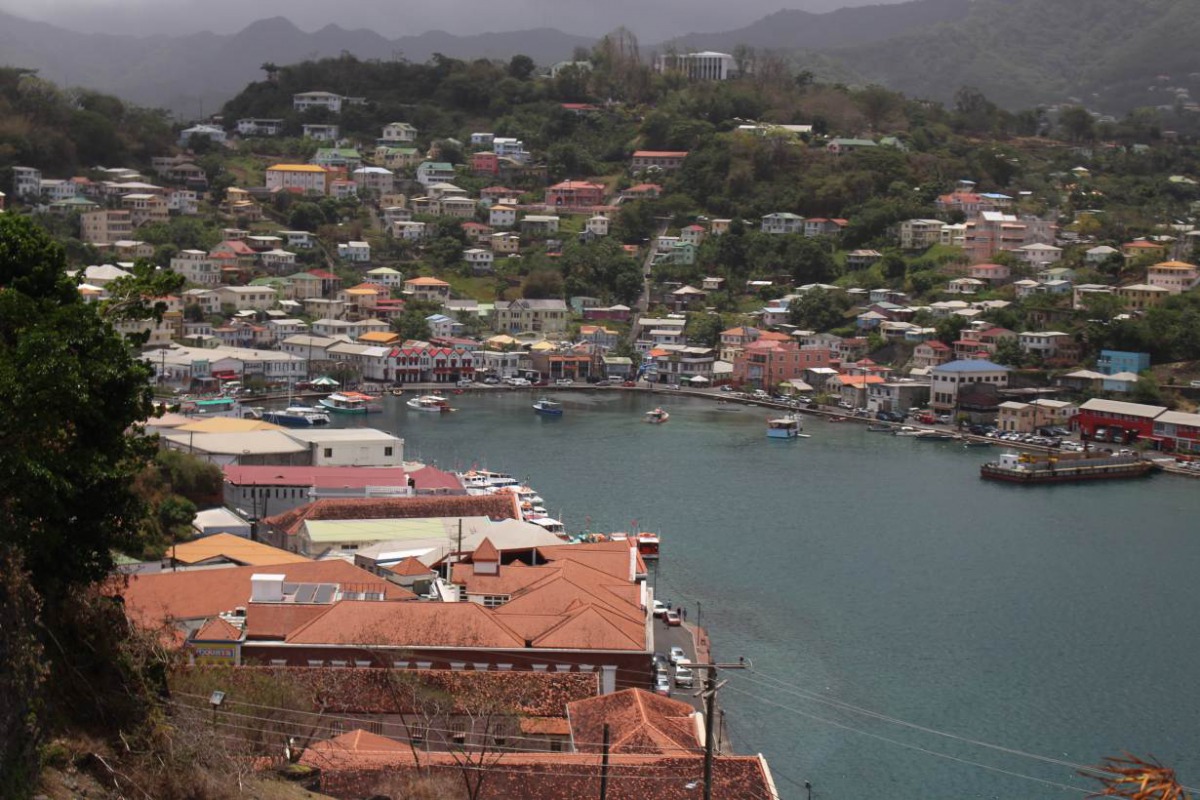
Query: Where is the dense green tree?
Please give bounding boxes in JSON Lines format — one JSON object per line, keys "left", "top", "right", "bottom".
{"left": 787, "top": 288, "right": 853, "bottom": 332}
{"left": 0, "top": 215, "right": 159, "bottom": 601}
{"left": 685, "top": 312, "right": 724, "bottom": 348}
{"left": 522, "top": 269, "right": 565, "bottom": 299}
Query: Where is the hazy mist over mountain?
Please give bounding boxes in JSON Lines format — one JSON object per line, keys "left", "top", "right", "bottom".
{"left": 0, "top": 0, "right": 908, "bottom": 41}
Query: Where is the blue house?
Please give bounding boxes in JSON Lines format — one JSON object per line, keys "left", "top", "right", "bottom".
{"left": 1096, "top": 350, "right": 1150, "bottom": 376}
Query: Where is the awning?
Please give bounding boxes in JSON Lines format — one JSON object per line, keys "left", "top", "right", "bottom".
{"left": 689, "top": 376, "right": 710, "bottom": 384}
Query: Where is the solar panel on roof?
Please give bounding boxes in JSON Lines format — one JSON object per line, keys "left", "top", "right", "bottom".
{"left": 314, "top": 585, "right": 335, "bottom": 604}
{"left": 294, "top": 585, "right": 316, "bottom": 603}
{"left": 283, "top": 582, "right": 298, "bottom": 594}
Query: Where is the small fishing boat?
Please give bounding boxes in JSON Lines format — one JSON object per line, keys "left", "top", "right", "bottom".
{"left": 866, "top": 423, "right": 893, "bottom": 432}
{"left": 963, "top": 440, "right": 992, "bottom": 449}
{"left": 319, "top": 391, "right": 383, "bottom": 414}
{"left": 532, "top": 398, "right": 563, "bottom": 416}
{"left": 406, "top": 395, "right": 454, "bottom": 413}
{"left": 827, "top": 415, "right": 848, "bottom": 423}
{"left": 645, "top": 407, "right": 670, "bottom": 424}
{"left": 715, "top": 400, "right": 742, "bottom": 412}
{"left": 390, "top": 387, "right": 404, "bottom": 397}
{"left": 767, "top": 414, "right": 802, "bottom": 439}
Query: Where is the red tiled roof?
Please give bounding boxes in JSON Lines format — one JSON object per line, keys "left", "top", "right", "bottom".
{"left": 299, "top": 748, "right": 776, "bottom": 800}
{"left": 243, "top": 603, "right": 332, "bottom": 640}
{"left": 307, "top": 269, "right": 339, "bottom": 279}
{"left": 520, "top": 717, "right": 572, "bottom": 735}
{"left": 263, "top": 494, "right": 519, "bottom": 539}
{"left": 388, "top": 557, "right": 433, "bottom": 577}
{"left": 408, "top": 465, "right": 463, "bottom": 491}
{"left": 306, "top": 729, "right": 407, "bottom": 757}
{"left": 192, "top": 616, "right": 243, "bottom": 642}
{"left": 285, "top": 600, "right": 528, "bottom": 649}
{"left": 567, "top": 689, "right": 699, "bottom": 755}
{"left": 474, "top": 537, "right": 499, "bottom": 562}
{"left": 118, "top": 560, "right": 413, "bottom": 628}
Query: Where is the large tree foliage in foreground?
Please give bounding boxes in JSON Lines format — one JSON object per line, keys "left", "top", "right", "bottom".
{"left": 0, "top": 214, "right": 158, "bottom": 597}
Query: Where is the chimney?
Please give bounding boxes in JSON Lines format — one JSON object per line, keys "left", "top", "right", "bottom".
{"left": 250, "top": 573, "right": 285, "bottom": 603}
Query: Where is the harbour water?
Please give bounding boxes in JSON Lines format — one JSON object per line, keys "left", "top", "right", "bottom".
{"left": 336, "top": 390, "right": 1200, "bottom": 799}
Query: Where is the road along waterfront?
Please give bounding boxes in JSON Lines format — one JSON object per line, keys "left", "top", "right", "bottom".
{"left": 334, "top": 389, "right": 1200, "bottom": 800}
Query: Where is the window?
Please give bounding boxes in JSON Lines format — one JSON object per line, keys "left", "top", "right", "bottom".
{"left": 307, "top": 659, "right": 324, "bottom": 667}
{"left": 331, "top": 660, "right": 348, "bottom": 668}
{"left": 482, "top": 595, "right": 506, "bottom": 609}
{"left": 324, "top": 448, "right": 333, "bottom": 458}
{"left": 269, "top": 659, "right": 287, "bottom": 667}
{"left": 384, "top": 446, "right": 393, "bottom": 457}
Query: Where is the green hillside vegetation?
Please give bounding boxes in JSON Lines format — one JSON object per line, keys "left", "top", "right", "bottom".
{"left": 829, "top": 0, "right": 1200, "bottom": 117}
{"left": 0, "top": 68, "right": 173, "bottom": 175}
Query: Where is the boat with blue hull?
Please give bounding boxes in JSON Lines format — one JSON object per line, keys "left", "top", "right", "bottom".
{"left": 262, "top": 405, "right": 330, "bottom": 427}
{"left": 533, "top": 398, "right": 563, "bottom": 416}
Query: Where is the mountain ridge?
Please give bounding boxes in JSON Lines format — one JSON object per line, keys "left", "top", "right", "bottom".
{"left": 0, "top": 0, "right": 1196, "bottom": 117}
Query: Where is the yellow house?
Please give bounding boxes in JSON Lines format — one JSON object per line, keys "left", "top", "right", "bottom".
{"left": 1116, "top": 283, "right": 1170, "bottom": 310}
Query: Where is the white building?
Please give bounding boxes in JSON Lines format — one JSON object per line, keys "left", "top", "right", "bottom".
{"left": 337, "top": 241, "right": 371, "bottom": 263}
{"left": 216, "top": 285, "right": 278, "bottom": 311}
{"left": 463, "top": 247, "right": 494, "bottom": 274}
{"left": 236, "top": 118, "right": 284, "bottom": 136}
{"left": 284, "top": 428, "right": 404, "bottom": 467}
{"left": 655, "top": 51, "right": 737, "bottom": 80}
{"left": 761, "top": 213, "right": 804, "bottom": 235}
{"left": 586, "top": 215, "right": 610, "bottom": 236}
{"left": 302, "top": 124, "right": 340, "bottom": 142}
{"left": 380, "top": 122, "right": 418, "bottom": 143}
{"left": 392, "top": 221, "right": 429, "bottom": 241}
{"left": 293, "top": 92, "right": 345, "bottom": 113}
{"left": 489, "top": 204, "right": 518, "bottom": 229}
{"left": 930, "top": 359, "right": 1009, "bottom": 412}
{"left": 13, "top": 166, "right": 41, "bottom": 198}
{"left": 366, "top": 267, "right": 404, "bottom": 288}
{"left": 178, "top": 124, "right": 227, "bottom": 148}
{"left": 170, "top": 250, "right": 218, "bottom": 286}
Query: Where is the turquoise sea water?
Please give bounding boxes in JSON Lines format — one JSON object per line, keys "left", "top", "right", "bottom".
{"left": 336, "top": 390, "right": 1200, "bottom": 800}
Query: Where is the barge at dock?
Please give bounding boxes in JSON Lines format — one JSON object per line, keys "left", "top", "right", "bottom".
{"left": 981, "top": 451, "right": 1158, "bottom": 484}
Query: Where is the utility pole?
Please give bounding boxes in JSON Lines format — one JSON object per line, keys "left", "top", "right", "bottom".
{"left": 691, "top": 659, "right": 750, "bottom": 800}
{"left": 599, "top": 723, "right": 610, "bottom": 800}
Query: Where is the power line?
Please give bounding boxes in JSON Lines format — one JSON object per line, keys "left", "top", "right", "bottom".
{"left": 723, "top": 683, "right": 1091, "bottom": 795}
{"left": 738, "top": 668, "right": 1200, "bottom": 793}
{"left": 169, "top": 695, "right": 707, "bottom": 755}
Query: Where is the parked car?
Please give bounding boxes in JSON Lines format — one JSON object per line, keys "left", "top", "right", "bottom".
{"left": 655, "top": 674, "right": 672, "bottom": 696}
{"left": 483, "top": 376, "right": 501, "bottom": 385}
{"left": 665, "top": 610, "right": 682, "bottom": 626}
{"left": 652, "top": 600, "right": 670, "bottom": 618}
{"left": 456, "top": 378, "right": 474, "bottom": 388}
{"left": 674, "top": 663, "right": 694, "bottom": 688}
{"left": 654, "top": 652, "right": 669, "bottom": 669}
{"left": 669, "top": 646, "right": 687, "bottom": 665}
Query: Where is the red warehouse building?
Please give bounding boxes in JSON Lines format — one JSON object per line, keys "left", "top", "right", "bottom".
{"left": 1076, "top": 398, "right": 1166, "bottom": 444}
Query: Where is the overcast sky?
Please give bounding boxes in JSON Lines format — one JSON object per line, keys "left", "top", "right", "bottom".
{"left": 0, "top": 0, "right": 904, "bottom": 41}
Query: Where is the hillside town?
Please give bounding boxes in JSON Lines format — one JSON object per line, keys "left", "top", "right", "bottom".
{"left": 4, "top": 38, "right": 1200, "bottom": 800}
